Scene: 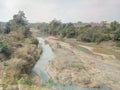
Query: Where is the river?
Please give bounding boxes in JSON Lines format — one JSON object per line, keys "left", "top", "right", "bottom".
{"left": 32, "top": 37, "right": 112, "bottom": 90}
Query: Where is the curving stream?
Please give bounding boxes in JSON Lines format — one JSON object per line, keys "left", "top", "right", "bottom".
{"left": 33, "top": 37, "right": 112, "bottom": 90}
{"left": 33, "top": 38, "right": 54, "bottom": 84}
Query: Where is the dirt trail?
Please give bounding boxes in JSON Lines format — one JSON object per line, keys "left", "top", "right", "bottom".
{"left": 79, "top": 44, "right": 116, "bottom": 60}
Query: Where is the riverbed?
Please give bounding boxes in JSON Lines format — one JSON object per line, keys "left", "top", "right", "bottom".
{"left": 32, "top": 37, "right": 112, "bottom": 90}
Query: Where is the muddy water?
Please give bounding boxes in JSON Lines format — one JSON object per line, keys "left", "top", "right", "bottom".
{"left": 33, "top": 37, "right": 111, "bottom": 90}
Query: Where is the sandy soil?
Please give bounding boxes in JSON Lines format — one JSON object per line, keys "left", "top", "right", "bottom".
{"left": 46, "top": 36, "right": 120, "bottom": 90}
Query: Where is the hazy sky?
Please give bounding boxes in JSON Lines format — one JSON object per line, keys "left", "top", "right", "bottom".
{"left": 0, "top": 0, "right": 120, "bottom": 23}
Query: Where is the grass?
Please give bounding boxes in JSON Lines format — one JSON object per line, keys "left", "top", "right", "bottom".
{"left": 93, "top": 47, "right": 120, "bottom": 60}
{"left": 75, "top": 46, "right": 94, "bottom": 55}
{"left": 74, "top": 39, "right": 120, "bottom": 60}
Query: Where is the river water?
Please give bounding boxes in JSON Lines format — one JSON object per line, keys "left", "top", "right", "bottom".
{"left": 33, "top": 37, "right": 112, "bottom": 90}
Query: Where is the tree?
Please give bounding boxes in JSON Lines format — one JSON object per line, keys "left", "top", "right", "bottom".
{"left": 110, "top": 21, "right": 120, "bottom": 31}
{"left": 8, "top": 11, "right": 31, "bottom": 37}
{"left": 114, "top": 28, "right": 120, "bottom": 41}
{"left": 4, "top": 23, "right": 10, "bottom": 34}
{"left": 48, "top": 20, "right": 62, "bottom": 35}
{"left": 0, "top": 39, "right": 11, "bottom": 56}
{"left": 64, "top": 23, "right": 75, "bottom": 38}
{"left": 12, "top": 11, "right": 28, "bottom": 26}
{"left": 9, "top": 11, "right": 28, "bottom": 31}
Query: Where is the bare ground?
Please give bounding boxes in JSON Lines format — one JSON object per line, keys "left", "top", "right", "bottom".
{"left": 46, "top": 36, "right": 120, "bottom": 90}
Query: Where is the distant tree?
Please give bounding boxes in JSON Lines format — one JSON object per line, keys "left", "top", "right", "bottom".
{"left": 4, "top": 23, "right": 10, "bottom": 34}
{"left": 12, "top": 11, "right": 28, "bottom": 26}
{"left": 8, "top": 11, "right": 31, "bottom": 37}
{"left": 64, "top": 23, "right": 75, "bottom": 38}
{"left": 110, "top": 21, "right": 120, "bottom": 31}
{"left": 48, "top": 20, "right": 62, "bottom": 35}
{"left": 114, "top": 28, "right": 120, "bottom": 41}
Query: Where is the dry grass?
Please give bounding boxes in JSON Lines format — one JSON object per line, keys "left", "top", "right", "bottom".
{"left": 47, "top": 37, "right": 120, "bottom": 89}
{"left": 93, "top": 45, "right": 120, "bottom": 60}
{"left": 0, "top": 30, "right": 43, "bottom": 89}
{"left": 64, "top": 38, "right": 120, "bottom": 60}
{"left": 1, "top": 58, "right": 25, "bottom": 84}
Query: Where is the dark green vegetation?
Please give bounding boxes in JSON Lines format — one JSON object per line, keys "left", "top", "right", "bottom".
{"left": 0, "top": 11, "right": 42, "bottom": 89}
{"left": 34, "top": 20, "right": 120, "bottom": 47}
{"left": 31, "top": 37, "right": 39, "bottom": 46}
{"left": 0, "top": 39, "right": 11, "bottom": 57}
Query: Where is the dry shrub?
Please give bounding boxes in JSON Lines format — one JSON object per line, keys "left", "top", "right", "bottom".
{"left": 15, "top": 45, "right": 35, "bottom": 61}
{"left": 0, "top": 53, "right": 7, "bottom": 61}
{"left": 7, "top": 31, "right": 24, "bottom": 41}
{"left": 2, "top": 58, "right": 26, "bottom": 84}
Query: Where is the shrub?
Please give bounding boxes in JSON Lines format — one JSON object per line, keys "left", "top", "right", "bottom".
{"left": 114, "top": 29, "right": 120, "bottom": 41}
{"left": 0, "top": 40, "right": 11, "bottom": 56}
{"left": 2, "top": 58, "right": 25, "bottom": 84}
{"left": 17, "top": 77, "right": 34, "bottom": 85}
{"left": 31, "top": 38, "right": 39, "bottom": 45}
{"left": 76, "top": 35, "right": 81, "bottom": 41}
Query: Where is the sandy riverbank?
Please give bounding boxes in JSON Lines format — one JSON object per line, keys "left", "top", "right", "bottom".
{"left": 46, "top": 36, "right": 120, "bottom": 90}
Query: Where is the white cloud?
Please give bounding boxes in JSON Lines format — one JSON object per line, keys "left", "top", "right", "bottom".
{"left": 0, "top": 0, "right": 120, "bottom": 22}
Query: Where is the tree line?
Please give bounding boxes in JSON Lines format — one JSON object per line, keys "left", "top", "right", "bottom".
{"left": 35, "top": 20, "right": 120, "bottom": 46}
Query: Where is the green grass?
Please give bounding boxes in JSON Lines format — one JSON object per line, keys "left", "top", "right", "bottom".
{"left": 75, "top": 46, "right": 94, "bottom": 55}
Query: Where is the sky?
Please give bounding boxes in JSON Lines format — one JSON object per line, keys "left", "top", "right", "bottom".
{"left": 0, "top": 0, "right": 120, "bottom": 23}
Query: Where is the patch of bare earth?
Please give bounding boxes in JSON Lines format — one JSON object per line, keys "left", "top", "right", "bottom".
{"left": 46, "top": 36, "right": 120, "bottom": 90}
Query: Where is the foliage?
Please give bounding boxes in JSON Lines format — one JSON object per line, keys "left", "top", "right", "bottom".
{"left": 110, "top": 21, "right": 120, "bottom": 31}
{"left": 64, "top": 23, "right": 75, "bottom": 38}
{"left": 0, "top": 11, "right": 43, "bottom": 87}
{"left": 18, "top": 26, "right": 31, "bottom": 38}
{"left": 7, "top": 11, "right": 31, "bottom": 37}
{"left": 11, "top": 11, "right": 28, "bottom": 26}
{"left": 48, "top": 20, "right": 63, "bottom": 35}
{"left": 35, "top": 20, "right": 120, "bottom": 46}
{"left": 114, "top": 28, "right": 120, "bottom": 41}
{"left": 31, "top": 38, "right": 39, "bottom": 45}
{"left": 76, "top": 25, "right": 111, "bottom": 43}
{"left": 48, "top": 20, "right": 75, "bottom": 38}
{"left": 18, "top": 77, "right": 34, "bottom": 85}
{"left": 0, "top": 39, "right": 11, "bottom": 56}
{"left": 4, "top": 22, "right": 10, "bottom": 34}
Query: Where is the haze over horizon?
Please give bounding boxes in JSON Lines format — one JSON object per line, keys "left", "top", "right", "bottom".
{"left": 0, "top": 0, "right": 120, "bottom": 23}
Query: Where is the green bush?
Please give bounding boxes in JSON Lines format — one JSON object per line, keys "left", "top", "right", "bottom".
{"left": 17, "top": 77, "right": 34, "bottom": 85}
{"left": 0, "top": 40, "right": 11, "bottom": 56}
{"left": 114, "top": 29, "right": 120, "bottom": 41}
{"left": 31, "top": 38, "right": 39, "bottom": 45}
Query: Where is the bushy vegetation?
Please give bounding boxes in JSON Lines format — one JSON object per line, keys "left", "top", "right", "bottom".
{"left": 0, "top": 39, "right": 11, "bottom": 56}
{"left": 37, "top": 20, "right": 120, "bottom": 46}
{"left": 76, "top": 25, "right": 111, "bottom": 43}
{"left": 114, "top": 28, "right": 120, "bottom": 41}
{"left": 0, "top": 11, "right": 31, "bottom": 37}
{"left": 31, "top": 38, "right": 39, "bottom": 46}
{"left": 0, "top": 11, "right": 42, "bottom": 89}
{"left": 48, "top": 20, "right": 76, "bottom": 38}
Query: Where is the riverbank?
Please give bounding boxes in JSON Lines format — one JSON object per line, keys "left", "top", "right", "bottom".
{"left": 46, "top": 36, "right": 120, "bottom": 90}
{"left": 0, "top": 31, "right": 43, "bottom": 89}
{"left": 30, "top": 28, "right": 120, "bottom": 89}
